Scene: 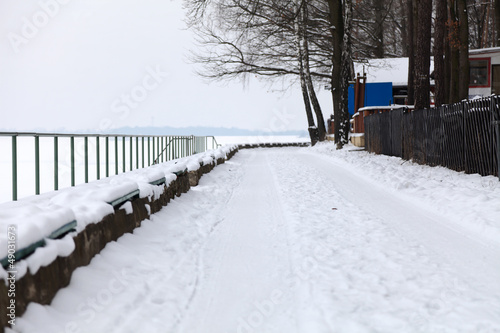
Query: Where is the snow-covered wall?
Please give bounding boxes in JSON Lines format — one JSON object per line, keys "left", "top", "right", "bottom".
{"left": 0, "top": 145, "right": 238, "bottom": 331}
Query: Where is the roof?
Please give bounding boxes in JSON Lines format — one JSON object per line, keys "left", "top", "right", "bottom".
{"left": 354, "top": 57, "right": 434, "bottom": 87}
{"left": 469, "top": 47, "right": 500, "bottom": 55}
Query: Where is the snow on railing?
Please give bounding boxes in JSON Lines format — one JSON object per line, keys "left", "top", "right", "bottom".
{"left": 0, "top": 132, "right": 219, "bottom": 202}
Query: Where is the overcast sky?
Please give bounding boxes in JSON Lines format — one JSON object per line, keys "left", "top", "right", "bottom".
{"left": 0, "top": 0, "right": 332, "bottom": 133}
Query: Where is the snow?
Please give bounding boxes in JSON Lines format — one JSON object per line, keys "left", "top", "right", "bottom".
{"left": 7, "top": 144, "right": 500, "bottom": 332}
{"left": 357, "top": 104, "right": 411, "bottom": 112}
{"left": 0, "top": 146, "right": 235, "bottom": 280}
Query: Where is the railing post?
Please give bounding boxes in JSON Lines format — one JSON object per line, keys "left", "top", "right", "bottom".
{"left": 148, "top": 137, "right": 151, "bottom": 166}
{"left": 84, "top": 136, "right": 89, "bottom": 183}
{"left": 136, "top": 136, "right": 139, "bottom": 169}
{"left": 129, "top": 136, "right": 133, "bottom": 171}
{"left": 71, "top": 136, "right": 75, "bottom": 187}
{"left": 141, "top": 137, "right": 144, "bottom": 168}
{"left": 152, "top": 137, "right": 156, "bottom": 164}
{"left": 96, "top": 136, "right": 100, "bottom": 180}
{"left": 54, "top": 136, "right": 58, "bottom": 191}
{"left": 161, "top": 136, "right": 164, "bottom": 162}
{"left": 106, "top": 136, "right": 110, "bottom": 177}
{"left": 35, "top": 135, "right": 40, "bottom": 195}
{"left": 122, "top": 136, "right": 126, "bottom": 173}
{"left": 12, "top": 135, "right": 17, "bottom": 201}
{"left": 115, "top": 136, "right": 118, "bottom": 175}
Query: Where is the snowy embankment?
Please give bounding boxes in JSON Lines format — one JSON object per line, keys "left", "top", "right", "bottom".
{"left": 0, "top": 145, "right": 235, "bottom": 281}
{"left": 310, "top": 143, "right": 500, "bottom": 246}
{"left": 9, "top": 144, "right": 500, "bottom": 333}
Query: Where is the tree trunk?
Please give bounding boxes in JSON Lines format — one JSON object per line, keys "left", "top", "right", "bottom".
{"left": 407, "top": 0, "right": 415, "bottom": 105}
{"left": 300, "top": 2, "right": 326, "bottom": 141}
{"left": 449, "top": 1, "right": 460, "bottom": 104}
{"left": 295, "top": 0, "right": 318, "bottom": 145}
{"left": 434, "top": 0, "right": 446, "bottom": 107}
{"left": 495, "top": 0, "right": 500, "bottom": 46}
{"left": 328, "top": 0, "right": 349, "bottom": 148}
{"left": 414, "top": 0, "right": 432, "bottom": 110}
{"left": 400, "top": 0, "right": 408, "bottom": 57}
{"left": 338, "top": 0, "right": 353, "bottom": 147}
{"left": 458, "top": 0, "right": 469, "bottom": 101}
{"left": 299, "top": 57, "right": 318, "bottom": 145}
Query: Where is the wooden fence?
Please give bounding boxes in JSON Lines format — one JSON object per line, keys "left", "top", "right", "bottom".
{"left": 364, "top": 96, "right": 500, "bottom": 177}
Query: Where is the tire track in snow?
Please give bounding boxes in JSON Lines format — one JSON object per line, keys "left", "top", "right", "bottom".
{"left": 176, "top": 150, "right": 299, "bottom": 333}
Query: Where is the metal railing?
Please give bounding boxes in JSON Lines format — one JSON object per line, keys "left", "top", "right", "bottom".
{"left": 364, "top": 96, "right": 500, "bottom": 179}
{"left": 0, "top": 132, "right": 219, "bottom": 201}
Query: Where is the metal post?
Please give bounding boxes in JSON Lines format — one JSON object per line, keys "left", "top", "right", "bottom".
{"left": 96, "top": 136, "right": 100, "bottom": 180}
{"left": 84, "top": 136, "right": 89, "bottom": 183}
{"left": 12, "top": 135, "right": 17, "bottom": 201}
{"left": 152, "top": 137, "right": 155, "bottom": 164}
{"left": 35, "top": 136, "right": 40, "bottom": 195}
{"left": 115, "top": 136, "right": 118, "bottom": 175}
{"left": 161, "top": 137, "right": 164, "bottom": 162}
{"left": 122, "top": 136, "right": 126, "bottom": 173}
{"left": 148, "top": 137, "right": 151, "bottom": 166}
{"left": 106, "top": 136, "right": 109, "bottom": 177}
{"left": 136, "top": 136, "right": 139, "bottom": 169}
{"left": 156, "top": 137, "right": 160, "bottom": 162}
{"left": 71, "top": 136, "right": 75, "bottom": 187}
{"left": 141, "top": 137, "right": 144, "bottom": 168}
{"left": 54, "top": 136, "right": 58, "bottom": 191}
{"left": 129, "top": 136, "right": 133, "bottom": 171}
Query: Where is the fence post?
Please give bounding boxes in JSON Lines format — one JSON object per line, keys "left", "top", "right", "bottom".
{"left": 462, "top": 101, "right": 467, "bottom": 173}
{"left": 493, "top": 97, "right": 500, "bottom": 179}
{"left": 54, "top": 136, "right": 58, "bottom": 191}
{"left": 122, "top": 136, "right": 126, "bottom": 173}
{"left": 96, "top": 136, "right": 100, "bottom": 180}
{"left": 71, "top": 136, "right": 75, "bottom": 187}
{"left": 129, "top": 136, "right": 133, "bottom": 171}
{"left": 496, "top": 122, "right": 500, "bottom": 179}
{"left": 84, "top": 136, "right": 88, "bottom": 183}
{"left": 136, "top": 137, "right": 139, "bottom": 169}
{"left": 35, "top": 135, "right": 40, "bottom": 194}
{"left": 106, "top": 136, "right": 109, "bottom": 177}
{"left": 12, "top": 135, "right": 17, "bottom": 201}
{"left": 115, "top": 136, "right": 118, "bottom": 175}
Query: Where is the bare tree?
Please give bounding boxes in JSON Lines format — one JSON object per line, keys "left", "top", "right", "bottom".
{"left": 434, "top": 0, "right": 447, "bottom": 107}
{"left": 185, "top": 0, "right": 353, "bottom": 145}
{"left": 458, "top": 0, "right": 470, "bottom": 100}
{"left": 414, "top": 0, "right": 432, "bottom": 109}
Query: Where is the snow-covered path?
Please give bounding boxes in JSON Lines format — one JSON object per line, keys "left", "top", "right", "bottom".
{"left": 10, "top": 147, "right": 500, "bottom": 333}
